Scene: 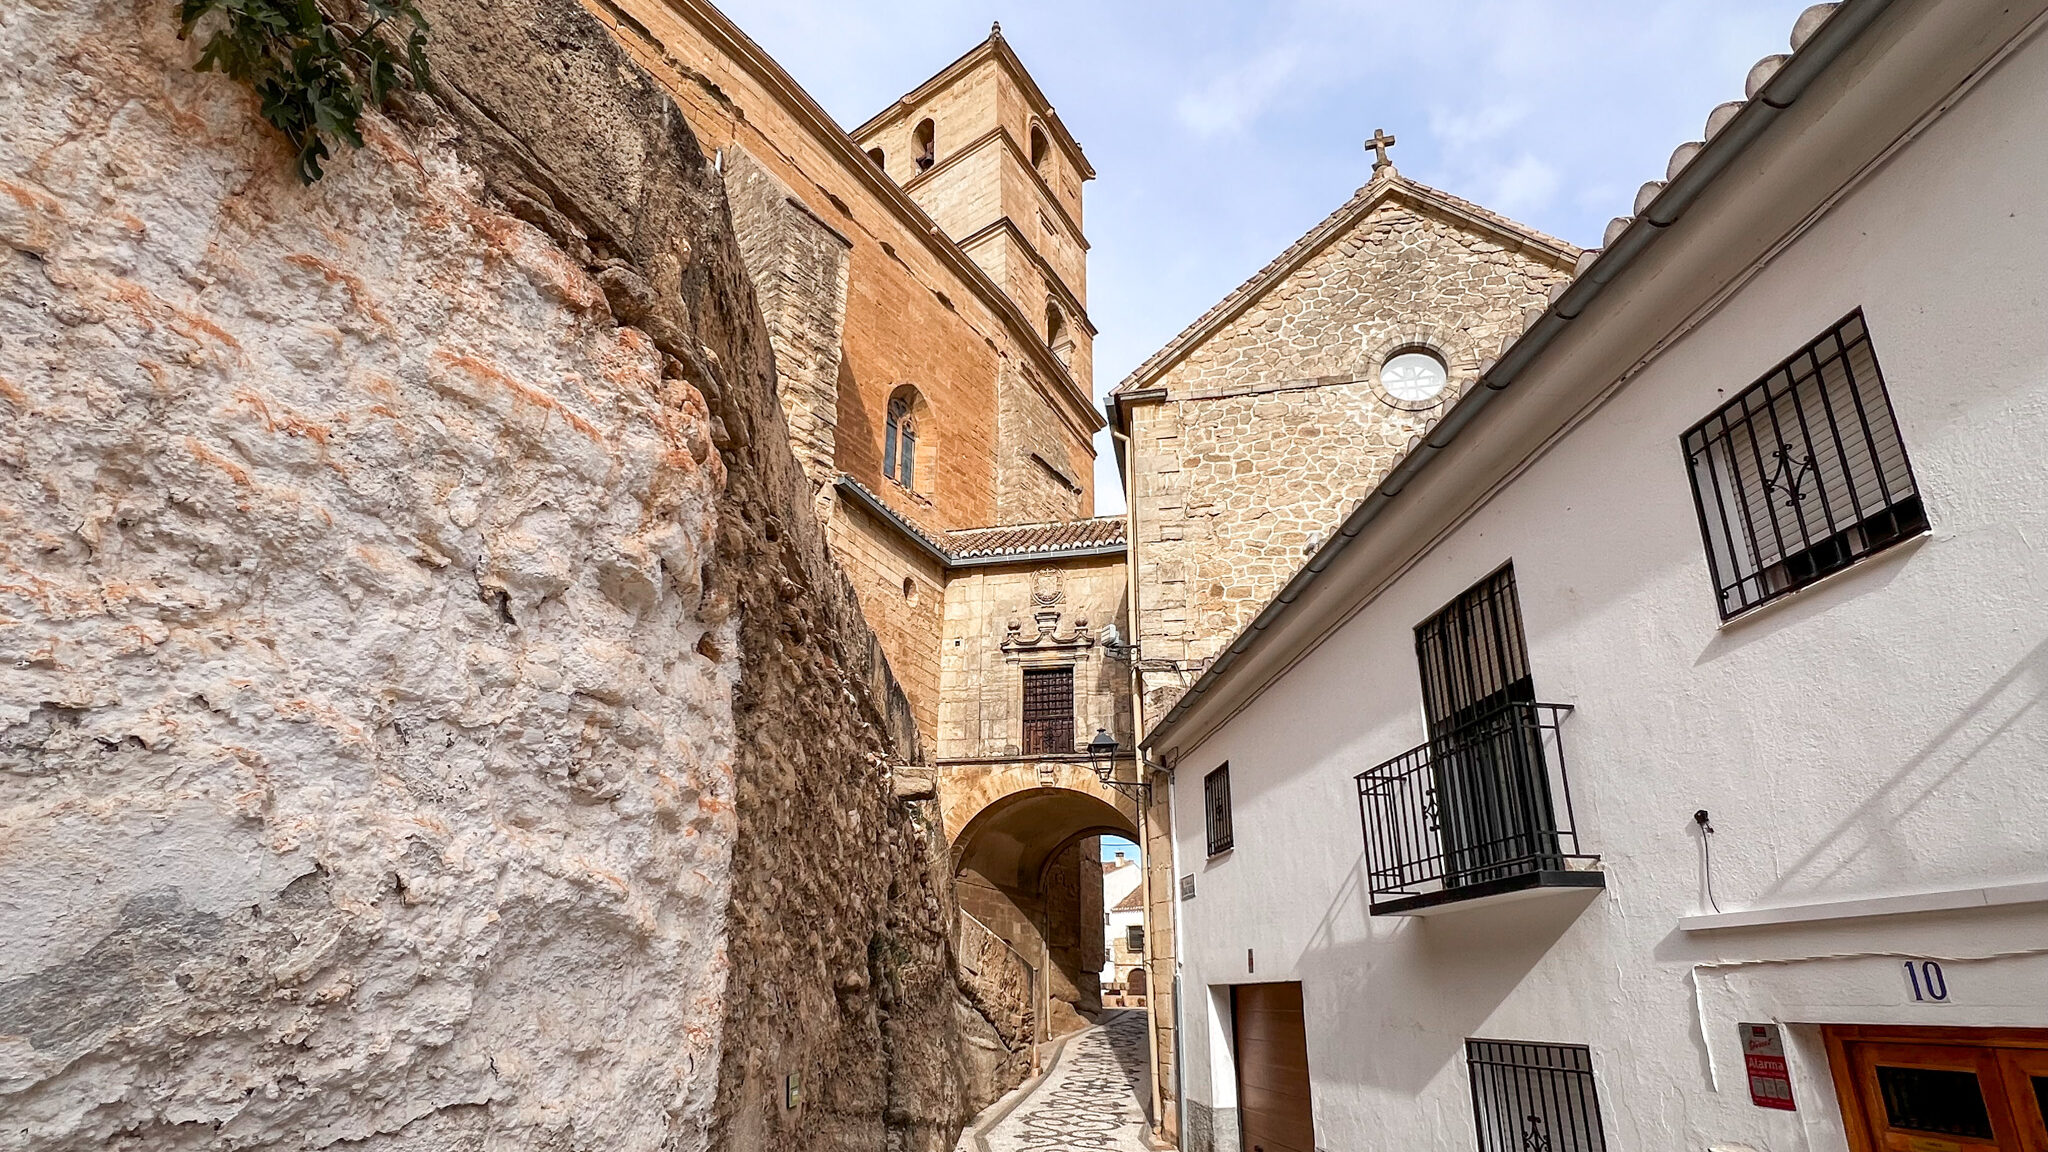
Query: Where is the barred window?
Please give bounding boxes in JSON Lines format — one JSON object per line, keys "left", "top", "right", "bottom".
{"left": 1126, "top": 925, "right": 1144, "bottom": 953}
{"left": 1415, "top": 564, "right": 1532, "bottom": 733}
{"left": 1466, "top": 1040, "right": 1608, "bottom": 1152}
{"left": 1205, "top": 763, "right": 1233, "bottom": 856}
{"left": 1020, "top": 665, "right": 1074, "bottom": 755}
{"left": 1682, "top": 310, "right": 1927, "bottom": 618}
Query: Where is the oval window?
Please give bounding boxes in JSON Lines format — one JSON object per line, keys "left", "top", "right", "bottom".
{"left": 1379, "top": 350, "right": 1449, "bottom": 406}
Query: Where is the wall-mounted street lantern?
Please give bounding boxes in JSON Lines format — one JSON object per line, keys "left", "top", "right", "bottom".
{"left": 1087, "top": 728, "right": 1153, "bottom": 803}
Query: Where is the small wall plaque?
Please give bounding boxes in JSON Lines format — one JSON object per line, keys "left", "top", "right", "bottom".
{"left": 1179, "top": 874, "right": 1196, "bottom": 901}
{"left": 1739, "top": 1022, "right": 1795, "bottom": 1111}
{"left": 784, "top": 1071, "right": 802, "bottom": 1110}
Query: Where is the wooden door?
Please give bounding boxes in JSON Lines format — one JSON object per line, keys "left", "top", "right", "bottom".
{"left": 1233, "top": 983, "right": 1316, "bottom": 1152}
{"left": 1851, "top": 1043, "right": 2018, "bottom": 1151}
{"left": 1997, "top": 1048, "right": 2048, "bottom": 1152}
{"left": 1828, "top": 1028, "right": 2048, "bottom": 1152}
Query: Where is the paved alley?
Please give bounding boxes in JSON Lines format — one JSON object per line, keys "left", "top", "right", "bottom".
{"left": 960, "top": 1010, "right": 1155, "bottom": 1152}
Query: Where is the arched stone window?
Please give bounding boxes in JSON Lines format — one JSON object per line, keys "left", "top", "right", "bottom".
{"left": 913, "top": 119, "right": 936, "bottom": 172}
{"left": 884, "top": 385, "right": 926, "bottom": 491}
{"left": 865, "top": 147, "right": 885, "bottom": 171}
{"left": 1029, "top": 124, "right": 1050, "bottom": 173}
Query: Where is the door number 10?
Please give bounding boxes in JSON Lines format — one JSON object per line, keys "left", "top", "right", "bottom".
{"left": 1904, "top": 960, "right": 1951, "bottom": 1003}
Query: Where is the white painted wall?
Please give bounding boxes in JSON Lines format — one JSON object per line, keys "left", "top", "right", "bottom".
{"left": 1166, "top": 5, "right": 2048, "bottom": 1150}
{"left": 1102, "top": 854, "right": 1145, "bottom": 986}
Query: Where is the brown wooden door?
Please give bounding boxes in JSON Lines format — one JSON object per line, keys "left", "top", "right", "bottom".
{"left": 1997, "top": 1048, "right": 2048, "bottom": 1152}
{"left": 1851, "top": 1043, "right": 2018, "bottom": 1151}
{"left": 1828, "top": 1028, "right": 2048, "bottom": 1152}
{"left": 1233, "top": 983, "right": 1316, "bottom": 1152}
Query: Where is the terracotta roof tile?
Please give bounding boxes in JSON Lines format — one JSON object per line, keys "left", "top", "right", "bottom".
{"left": 945, "top": 517, "right": 1126, "bottom": 559}
{"left": 834, "top": 476, "right": 1126, "bottom": 565}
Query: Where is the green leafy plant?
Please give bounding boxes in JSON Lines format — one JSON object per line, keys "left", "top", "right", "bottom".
{"left": 177, "top": 0, "right": 431, "bottom": 183}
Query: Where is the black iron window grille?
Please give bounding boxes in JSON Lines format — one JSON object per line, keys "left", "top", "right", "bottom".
{"left": 1682, "top": 310, "right": 1927, "bottom": 618}
{"left": 1021, "top": 665, "right": 1074, "bottom": 755}
{"left": 1466, "top": 1040, "right": 1608, "bottom": 1152}
{"left": 1204, "top": 763, "right": 1233, "bottom": 856}
{"left": 1355, "top": 566, "right": 1597, "bottom": 914}
{"left": 1126, "top": 925, "right": 1144, "bottom": 953}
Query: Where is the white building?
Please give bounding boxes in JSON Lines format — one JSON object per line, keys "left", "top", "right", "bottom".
{"left": 1101, "top": 849, "right": 1148, "bottom": 1000}
{"left": 1151, "top": 1, "right": 2048, "bottom": 1150}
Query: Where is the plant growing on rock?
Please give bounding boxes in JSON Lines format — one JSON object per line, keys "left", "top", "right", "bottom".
{"left": 177, "top": 0, "right": 431, "bottom": 183}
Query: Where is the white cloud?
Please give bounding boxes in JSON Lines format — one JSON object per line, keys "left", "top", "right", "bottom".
{"left": 1173, "top": 44, "right": 1304, "bottom": 138}
{"left": 1485, "top": 154, "right": 1563, "bottom": 218}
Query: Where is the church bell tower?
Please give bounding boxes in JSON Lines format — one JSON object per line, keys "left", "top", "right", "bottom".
{"left": 852, "top": 24, "right": 1096, "bottom": 391}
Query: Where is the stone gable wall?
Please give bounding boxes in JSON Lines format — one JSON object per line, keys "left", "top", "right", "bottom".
{"left": 1130, "top": 196, "right": 1574, "bottom": 717}
{"left": 0, "top": 1, "right": 966, "bottom": 1148}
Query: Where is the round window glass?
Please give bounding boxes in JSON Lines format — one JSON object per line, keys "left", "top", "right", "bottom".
{"left": 1379, "top": 350, "right": 1449, "bottom": 405}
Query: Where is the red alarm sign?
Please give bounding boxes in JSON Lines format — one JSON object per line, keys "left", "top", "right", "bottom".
{"left": 1741, "top": 1022, "right": 1796, "bottom": 1111}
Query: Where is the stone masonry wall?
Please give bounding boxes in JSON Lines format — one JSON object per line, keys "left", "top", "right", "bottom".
{"left": 826, "top": 497, "right": 946, "bottom": 742}
{"left": 953, "top": 838, "right": 1102, "bottom": 1036}
{"left": 937, "top": 554, "right": 1130, "bottom": 759}
{"left": 996, "top": 359, "right": 1091, "bottom": 523}
{"left": 0, "top": 1, "right": 965, "bottom": 1150}
{"left": 951, "top": 905, "right": 1034, "bottom": 1116}
{"left": 1130, "top": 191, "right": 1575, "bottom": 719}
{"left": 722, "top": 147, "right": 850, "bottom": 493}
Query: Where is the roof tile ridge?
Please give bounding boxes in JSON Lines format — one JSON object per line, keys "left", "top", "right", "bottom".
{"left": 946, "top": 514, "right": 1126, "bottom": 535}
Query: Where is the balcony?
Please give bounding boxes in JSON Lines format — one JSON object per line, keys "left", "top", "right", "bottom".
{"left": 1355, "top": 702, "right": 1601, "bottom": 916}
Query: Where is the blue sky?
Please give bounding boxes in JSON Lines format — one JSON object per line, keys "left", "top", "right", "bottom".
{"left": 715, "top": 0, "right": 1818, "bottom": 510}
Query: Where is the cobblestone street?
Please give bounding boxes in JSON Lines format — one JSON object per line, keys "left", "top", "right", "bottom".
{"left": 960, "top": 1010, "right": 1154, "bottom": 1152}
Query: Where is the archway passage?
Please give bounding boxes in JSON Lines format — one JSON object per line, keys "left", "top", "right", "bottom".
{"left": 950, "top": 776, "right": 1140, "bottom": 1038}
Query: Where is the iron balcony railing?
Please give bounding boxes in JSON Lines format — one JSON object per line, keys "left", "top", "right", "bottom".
{"left": 1355, "top": 702, "right": 1595, "bottom": 912}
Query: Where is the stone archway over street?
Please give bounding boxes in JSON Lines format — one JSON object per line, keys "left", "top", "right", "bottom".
{"left": 944, "top": 760, "right": 1140, "bottom": 1039}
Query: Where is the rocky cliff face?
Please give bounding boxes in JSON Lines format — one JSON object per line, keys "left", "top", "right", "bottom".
{"left": 0, "top": 0, "right": 962, "bottom": 1147}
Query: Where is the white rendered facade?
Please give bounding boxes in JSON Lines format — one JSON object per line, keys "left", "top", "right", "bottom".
{"left": 1154, "top": 2, "right": 2048, "bottom": 1150}
{"left": 1101, "top": 852, "right": 1145, "bottom": 990}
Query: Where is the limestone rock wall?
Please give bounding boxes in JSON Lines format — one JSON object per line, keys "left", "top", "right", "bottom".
{"left": 0, "top": 0, "right": 963, "bottom": 1148}
{"left": 951, "top": 911, "right": 1034, "bottom": 1116}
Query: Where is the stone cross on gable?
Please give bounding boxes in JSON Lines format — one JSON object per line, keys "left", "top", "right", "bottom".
{"left": 1366, "top": 128, "right": 1398, "bottom": 175}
